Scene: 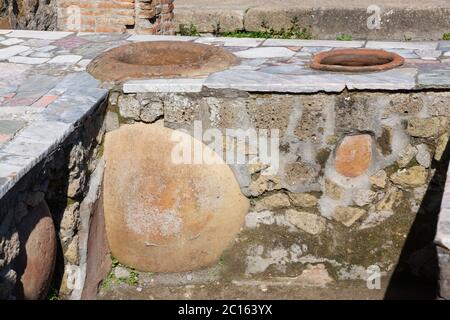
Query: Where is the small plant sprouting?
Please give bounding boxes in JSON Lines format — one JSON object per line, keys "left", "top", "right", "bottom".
{"left": 47, "top": 289, "right": 59, "bottom": 301}
{"left": 101, "top": 271, "right": 116, "bottom": 291}
{"left": 336, "top": 34, "right": 353, "bottom": 41}
{"left": 111, "top": 255, "right": 119, "bottom": 268}
{"left": 443, "top": 33, "right": 450, "bottom": 41}
{"left": 221, "top": 18, "right": 312, "bottom": 40}
{"left": 178, "top": 23, "right": 200, "bottom": 37}
{"left": 127, "top": 271, "right": 140, "bottom": 286}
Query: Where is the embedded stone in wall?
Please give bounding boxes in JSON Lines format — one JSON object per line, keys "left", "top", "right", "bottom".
{"left": 288, "top": 193, "right": 318, "bottom": 208}
{"left": 390, "top": 166, "right": 429, "bottom": 188}
{"left": 334, "top": 134, "right": 372, "bottom": 178}
{"left": 435, "top": 133, "right": 449, "bottom": 161}
{"left": 285, "top": 209, "right": 326, "bottom": 235}
{"left": 370, "top": 170, "right": 387, "bottom": 189}
{"left": 333, "top": 206, "right": 366, "bottom": 227}
{"left": 253, "top": 193, "right": 290, "bottom": 212}
{"left": 103, "top": 123, "right": 249, "bottom": 272}
{"left": 407, "top": 117, "right": 440, "bottom": 138}
{"left": 15, "top": 201, "right": 57, "bottom": 300}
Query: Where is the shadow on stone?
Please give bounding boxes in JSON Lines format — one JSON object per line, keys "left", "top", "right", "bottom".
{"left": 384, "top": 138, "right": 450, "bottom": 300}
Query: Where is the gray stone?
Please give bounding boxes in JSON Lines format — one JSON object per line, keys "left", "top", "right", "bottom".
{"left": 426, "top": 93, "right": 450, "bottom": 116}
{"left": 353, "top": 189, "right": 377, "bottom": 207}
{"left": 0, "top": 120, "right": 26, "bottom": 135}
{"left": 140, "top": 101, "right": 164, "bottom": 123}
{"left": 0, "top": 45, "right": 30, "bottom": 59}
{"left": 118, "top": 95, "right": 140, "bottom": 120}
{"left": 114, "top": 266, "right": 131, "bottom": 279}
{"left": 397, "top": 144, "right": 417, "bottom": 168}
{"left": 235, "top": 47, "right": 296, "bottom": 59}
{"left": 418, "top": 66, "right": 450, "bottom": 87}
{"left": 416, "top": 144, "right": 432, "bottom": 168}
{"left": 345, "top": 68, "right": 417, "bottom": 91}
{"left": 123, "top": 79, "right": 205, "bottom": 94}
{"left": 366, "top": 41, "right": 437, "bottom": 50}
{"left": 105, "top": 111, "right": 120, "bottom": 133}
{"left": 264, "top": 39, "right": 364, "bottom": 48}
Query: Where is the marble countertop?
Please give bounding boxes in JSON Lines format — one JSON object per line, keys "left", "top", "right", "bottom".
{"left": 1, "top": 30, "right": 450, "bottom": 199}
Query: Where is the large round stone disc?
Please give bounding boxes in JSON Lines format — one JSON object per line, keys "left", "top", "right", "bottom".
{"left": 15, "top": 201, "right": 56, "bottom": 300}
{"left": 103, "top": 124, "right": 249, "bottom": 272}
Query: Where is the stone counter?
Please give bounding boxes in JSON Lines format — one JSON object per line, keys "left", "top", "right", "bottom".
{"left": 0, "top": 30, "right": 449, "bottom": 299}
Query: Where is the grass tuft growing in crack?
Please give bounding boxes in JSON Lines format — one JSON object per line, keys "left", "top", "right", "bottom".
{"left": 336, "top": 34, "right": 353, "bottom": 41}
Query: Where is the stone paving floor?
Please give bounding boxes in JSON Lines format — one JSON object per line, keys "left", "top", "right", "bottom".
{"left": 1, "top": 29, "right": 450, "bottom": 201}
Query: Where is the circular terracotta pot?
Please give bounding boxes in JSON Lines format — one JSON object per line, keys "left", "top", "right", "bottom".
{"left": 15, "top": 201, "right": 57, "bottom": 300}
{"left": 87, "top": 41, "right": 237, "bottom": 82}
{"left": 310, "top": 49, "right": 404, "bottom": 72}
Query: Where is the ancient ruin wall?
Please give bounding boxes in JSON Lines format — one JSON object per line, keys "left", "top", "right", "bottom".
{"left": 56, "top": 0, "right": 175, "bottom": 34}
{"left": 110, "top": 89, "right": 450, "bottom": 284}
{"left": 0, "top": 1, "right": 174, "bottom": 34}
{"left": 0, "top": 101, "right": 108, "bottom": 300}
{"left": 0, "top": 0, "right": 57, "bottom": 30}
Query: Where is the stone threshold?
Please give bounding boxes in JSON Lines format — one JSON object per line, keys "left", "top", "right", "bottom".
{"left": 174, "top": 0, "right": 450, "bottom": 41}
{"left": 0, "top": 29, "right": 450, "bottom": 200}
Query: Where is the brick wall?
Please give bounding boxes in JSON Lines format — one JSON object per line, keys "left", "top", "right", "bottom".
{"left": 56, "top": 0, "right": 174, "bottom": 34}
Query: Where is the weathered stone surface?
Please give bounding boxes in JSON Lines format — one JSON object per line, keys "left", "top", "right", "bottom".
{"left": 333, "top": 206, "right": 366, "bottom": 227}
{"left": 397, "top": 144, "right": 417, "bottom": 168}
{"left": 283, "top": 162, "right": 319, "bottom": 191}
{"left": 253, "top": 193, "right": 290, "bottom": 211}
{"left": 15, "top": 201, "right": 56, "bottom": 300}
{"left": 104, "top": 123, "right": 249, "bottom": 272}
{"left": 249, "top": 174, "right": 282, "bottom": 197}
{"left": 353, "top": 189, "right": 377, "bottom": 207}
{"left": 375, "top": 187, "right": 403, "bottom": 212}
{"left": 295, "top": 264, "right": 334, "bottom": 287}
{"left": 427, "top": 93, "right": 450, "bottom": 116}
{"left": 81, "top": 193, "right": 111, "bottom": 300}
{"left": 64, "top": 235, "right": 79, "bottom": 264}
{"left": 383, "top": 94, "right": 423, "bottom": 116}
{"left": 390, "top": 166, "right": 429, "bottom": 188}
{"left": 416, "top": 144, "right": 432, "bottom": 168}
{"left": 114, "top": 266, "right": 130, "bottom": 279}
{"left": 288, "top": 193, "right": 318, "bottom": 208}
{"left": 335, "top": 134, "right": 372, "bottom": 178}
{"left": 324, "top": 178, "right": 345, "bottom": 200}
{"left": 118, "top": 95, "right": 140, "bottom": 120}
{"left": 435, "top": 133, "right": 449, "bottom": 161}
{"left": 285, "top": 209, "right": 326, "bottom": 235}
{"left": 359, "top": 210, "right": 395, "bottom": 230}
{"left": 407, "top": 117, "right": 440, "bottom": 138}
{"left": 370, "top": 170, "right": 387, "bottom": 189}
